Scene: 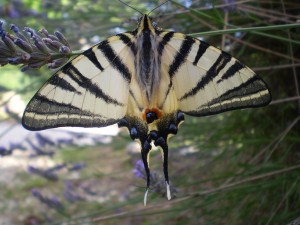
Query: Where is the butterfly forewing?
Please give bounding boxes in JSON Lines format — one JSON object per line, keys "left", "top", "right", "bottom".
{"left": 22, "top": 35, "right": 136, "bottom": 130}
{"left": 158, "top": 32, "right": 271, "bottom": 116}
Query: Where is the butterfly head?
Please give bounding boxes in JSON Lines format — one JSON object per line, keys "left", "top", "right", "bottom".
{"left": 136, "top": 15, "right": 157, "bottom": 35}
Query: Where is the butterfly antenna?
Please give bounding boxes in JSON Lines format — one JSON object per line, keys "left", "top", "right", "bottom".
{"left": 118, "top": 0, "right": 143, "bottom": 15}
{"left": 148, "top": 0, "right": 170, "bottom": 15}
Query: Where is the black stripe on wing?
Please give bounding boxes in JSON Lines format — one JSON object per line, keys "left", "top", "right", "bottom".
{"left": 23, "top": 93, "right": 119, "bottom": 130}
{"left": 169, "top": 36, "right": 195, "bottom": 78}
{"left": 48, "top": 75, "right": 80, "bottom": 94}
{"left": 23, "top": 91, "right": 120, "bottom": 130}
{"left": 193, "top": 41, "right": 209, "bottom": 65}
{"left": 208, "top": 76, "right": 270, "bottom": 105}
{"left": 62, "top": 63, "right": 124, "bottom": 106}
{"left": 83, "top": 48, "right": 104, "bottom": 71}
{"left": 98, "top": 40, "right": 131, "bottom": 83}
{"left": 180, "top": 51, "right": 232, "bottom": 101}
{"left": 217, "top": 61, "right": 245, "bottom": 83}
{"left": 184, "top": 76, "right": 271, "bottom": 117}
{"left": 25, "top": 95, "right": 82, "bottom": 114}
{"left": 129, "top": 89, "right": 143, "bottom": 112}
{"left": 158, "top": 32, "right": 174, "bottom": 55}
{"left": 158, "top": 82, "right": 172, "bottom": 109}
{"left": 117, "top": 33, "right": 137, "bottom": 55}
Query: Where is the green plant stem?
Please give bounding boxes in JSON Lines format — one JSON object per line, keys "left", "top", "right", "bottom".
{"left": 51, "top": 50, "right": 84, "bottom": 59}
{"left": 191, "top": 23, "right": 300, "bottom": 46}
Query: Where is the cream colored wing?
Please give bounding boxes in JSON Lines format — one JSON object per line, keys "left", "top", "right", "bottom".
{"left": 22, "top": 33, "right": 136, "bottom": 130}
{"left": 157, "top": 31, "right": 271, "bottom": 116}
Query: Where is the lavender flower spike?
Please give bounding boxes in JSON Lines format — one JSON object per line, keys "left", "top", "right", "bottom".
{"left": 31, "top": 189, "right": 64, "bottom": 211}
{"left": 133, "top": 159, "right": 146, "bottom": 179}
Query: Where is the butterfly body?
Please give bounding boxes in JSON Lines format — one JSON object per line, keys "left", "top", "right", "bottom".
{"left": 134, "top": 15, "right": 161, "bottom": 104}
{"left": 22, "top": 14, "right": 271, "bottom": 204}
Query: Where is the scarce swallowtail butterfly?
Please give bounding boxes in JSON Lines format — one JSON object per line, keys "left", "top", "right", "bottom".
{"left": 22, "top": 1, "right": 271, "bottom": 205}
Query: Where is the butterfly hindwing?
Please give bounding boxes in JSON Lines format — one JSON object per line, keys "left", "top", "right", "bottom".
{"left": 22, "top": 33, "right": 136, "bottom": 130}
{"left": 157, "top": 31, "right": 271, "bottom": 116}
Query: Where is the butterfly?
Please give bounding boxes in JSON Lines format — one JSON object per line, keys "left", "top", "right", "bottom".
{"left": 22, "top": 1, "right": 271, "bottom": 205}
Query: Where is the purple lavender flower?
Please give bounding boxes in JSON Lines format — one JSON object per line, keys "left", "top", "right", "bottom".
{"left": 56, "top": 137, "right": 73, "bottom": 145}
{"left": 10, "top": 24, "right": 19, "bottom": 33}
{"left": 54, "top": 31, "right": 70, "bottom": 47}
{"left": 31, "top": 189, "right": 64, "bottom": 211}
{"left": 31, "top": 188, "right": 43, "bottom": 198}
{"left": 46, "top": 163, "right": 67, "bottom": 173}
{"left": 8, "top": 7, "right": 21, "bottom": 19}
{"left": 9, "top": 142, "right": 27, "bottom": 151}
{"left": 133, "top": 159, "right": 146, "bottom": 179}
{"left": 27, "top": 139, "right": 55, "bottom": 157}
{"left": 222, "top": 0, "right": 236, "bottom": 12}
{"left": 0, "top": 22, "right": 71, "bottom": 70}
{"left": 63, "top": 181, "right": 85, "bottom": 203}
{"left": 35, "top": 133, "right": 56, "bottom": 147}
{"left": 68, "top": 162, "right": 86, "bottom": 172}
{"left": 64, "top": 180, "right": 74, "bottom": 190}
{"left": 63, "top": 189, "right": 85, "bottom": 203}
{"left": 0, "top": 147, "right": 12, "bottom": 156}
{"left": 49, "top": 196, "right": 64, "bottom": 210}
{"left": 81, "top": 186, "right": 97, "bottom": 196}
{"left": 28, "top": 165, "right": 58, "bottom": 181}
{"left": 0, "top": 142, "right": 26, "bottom": 157}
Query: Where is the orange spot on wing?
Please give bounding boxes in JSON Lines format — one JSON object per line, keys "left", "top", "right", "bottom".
{"left": 142, "top": 108, "right": 163, "bottom": 121}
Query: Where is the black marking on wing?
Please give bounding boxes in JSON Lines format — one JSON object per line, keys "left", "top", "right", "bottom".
{"left": 207, "top": 76, "right": 270, "bottom": 106}
{"left": 23, "top": 95, "right": 117, "bottom": 129}
{"left": 118, "top": 33, "right": 137, "bottom": 55}
{"left": 193, "top": 41, "right": 209, "bottom": 65}
{"left": 129, "top": 89, "right": 143, "bottom": 111}
{"left": 169, "top": 36, "right": 195, "bottom": 78}
{"left": 184, "top": 77, "right": 270, "bottom": 117}
{"left": 62, "top": 62, "right": 83, "bottom": 86}
{"left": 26, "top": 94, "right": 82, "bottom": 114}
{"left": 98, "top": 40, "right": 131, "bottom": 83}
{"left": 83, "top": 48, "right": 104, "bottom": 71}
{"left": 158, "top": 32, "right": 174, "bottom": 55}
{"left": 180, "top": 51, "right": 232, "bottom": 101}
{"left": 48, "top": 75, "right": 80, "bottom": 94}
{"left": 62, "top": 64, "right": 124, "bottom": 106}
{"left": 217, "top": 61, "right": 245, "bottom": 83}
{"left": 158, "top": 81, "right": 173, "bottom": 109}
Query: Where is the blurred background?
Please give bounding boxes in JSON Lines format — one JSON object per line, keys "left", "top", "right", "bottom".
{"left": 0, "top": 0, "right": 299, "bottom": 224}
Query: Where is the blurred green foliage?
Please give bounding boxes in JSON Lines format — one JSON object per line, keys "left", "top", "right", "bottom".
{"left": 0, "top": 0, "right": 300, "bottom": 225}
